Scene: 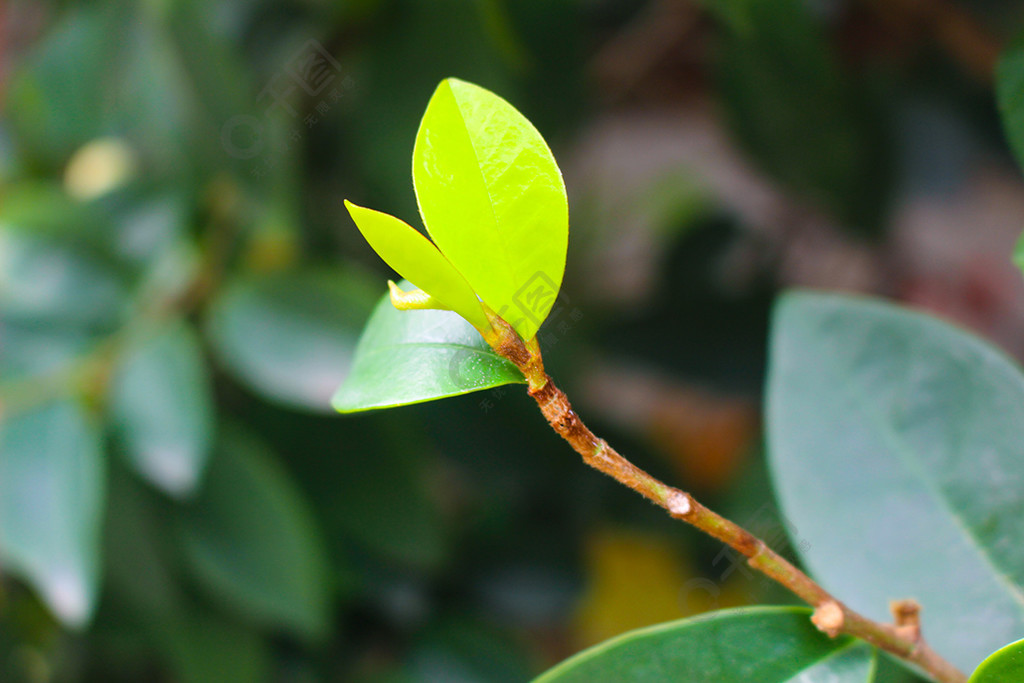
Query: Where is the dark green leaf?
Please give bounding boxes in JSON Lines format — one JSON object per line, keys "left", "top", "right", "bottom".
{"left": 332, "top": 282, "right": 524, "bottom": 413}
{"left": 409, "top": 618, "right": 535, "bottom": 683}
{"left": 4, "top": 5, "right": 122, "bottom": 166}
{"left": 0, "top": 400, "right": 105, "bottom": 627}
{"left": 207, "top": 269, "right": 376, "bottom": 412}
{"left": 768, "top": 292, "right": 1024, "bottom": 672}
{"left": 103, "top": 465, "right": 184, "bottom": 620}
{"left": 329, "top": 427, "right": 448, "bottom": 570}
{"left": 110, "top": 320, "right": 214, "bottom": 497}
{"left": 997, "top": 34, "right": 1024, "bottom": 176}
{"left": 712, "top": 0, "right": 890, "bottom": 234}
{"left": 160, "top": 609, "right": 271, "bottom": 683}
{"left": 874, "top": 655, "right": 932, "bottom": 683}
{"left": 177, "top": 428, "right": 332, "bottom": 641}
{"left": 533, "top": 606, "right": 874, "bottom": 682}
{"left": 103, "top": 467, "right": 272, "bottom": 683}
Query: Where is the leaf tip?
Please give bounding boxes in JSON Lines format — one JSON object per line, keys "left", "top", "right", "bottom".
{"left": 438, "top": 76, "right": 463, "bottom": 91}
{"left": 343, "top": 198, "right": 365, "bottom": 220}
{"left": 43, "top": 567, "right": 95, "bottom": 629}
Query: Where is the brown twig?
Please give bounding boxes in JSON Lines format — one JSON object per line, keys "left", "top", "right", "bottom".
{"left": 484, "top": 317, "right": 967, "bottom": 683}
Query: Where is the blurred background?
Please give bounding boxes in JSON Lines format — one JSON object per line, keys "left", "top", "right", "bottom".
{"left": 2, "top": 0, "right": 1024, "bottom": 681}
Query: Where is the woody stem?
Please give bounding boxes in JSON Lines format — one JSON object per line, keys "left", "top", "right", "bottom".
{"left": 484, "top": 319, "right": 967, "bottom": 683}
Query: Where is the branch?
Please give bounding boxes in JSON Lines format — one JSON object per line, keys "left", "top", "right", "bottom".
{"left": 485, "top": 318, "right": 967, "bottom": 683}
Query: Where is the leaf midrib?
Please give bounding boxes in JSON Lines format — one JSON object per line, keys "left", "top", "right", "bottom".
{"left": 834, "top": 333, "right": 1024, "bottom": 612}
{"left": 447, "top": 91, "right": 519, "bottom": 303}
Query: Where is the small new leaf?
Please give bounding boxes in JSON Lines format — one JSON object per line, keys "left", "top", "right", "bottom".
{"left": 345, "top": 200, "right": 490, "bottom": 331}
{"left": 413, "top": 78, "right": 568, "bottom": 341}
{"left": 388, "top": 281, "right": 442, "bottom": 311}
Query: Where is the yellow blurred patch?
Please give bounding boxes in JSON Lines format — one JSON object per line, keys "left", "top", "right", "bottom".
{"left": 64, "top": 137, "right": 136, "bottom": 200}
{"left": 572, "top": 529, "right": 748, "bottom": 649}
{"left": 243, "top": 224, "right": 298, "bottom": 272}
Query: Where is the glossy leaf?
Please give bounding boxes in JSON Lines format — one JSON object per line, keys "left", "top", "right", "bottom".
{"left": 332, "top": 282, "right": 524, "bottom": 413}
{"left": 110, "top": 320, "right": 214, "bottom": 497}
{"left": 874, "top": 655, "right": 932, "bottom": 683}
{"left": 573, "top": 531, "right": 700, "bottom": 648}
{"left": 0, "top": 400, "right": 105, "bottom": 627}
{"left": 207, "top": 270, "right": 376, "bottom": 412}
{"left": 969, "top": 638, "right": 1024, "bottom": 682}
{"left": 413, "top": 78, "right": 568, "bottom": 340}
{"left": 534, "top": 606, "right": 875, "bottom": 682}
{"left": 177, "top": 428, "right": 331, "bottom": 641}
{"left": 767, "top": 292, "right": 1024, "bottom": 672}
{"left": 344, "top": 200, "right": 490, "bottom": 330}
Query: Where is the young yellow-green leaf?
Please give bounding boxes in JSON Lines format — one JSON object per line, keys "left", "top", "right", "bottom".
{"left": 333, "top": 282, "right": 524, "bottom": 413}
{"left": 970, "top": 638, "right": 1024, "bottom": 682}
{"left": 413, "top": 77, "right": 568, "bottom": 341}
{"left": 344, "top": 200, "right": 490, "bottom": 331}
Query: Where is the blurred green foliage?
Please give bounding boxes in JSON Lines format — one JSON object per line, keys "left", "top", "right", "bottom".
{"left": 0, "top": 0, "right": 1020, "bottom": 680}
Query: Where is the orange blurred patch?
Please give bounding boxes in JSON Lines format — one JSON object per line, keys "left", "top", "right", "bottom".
{"left": 581, "top": 365, "right": 760, "bottom": 491}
